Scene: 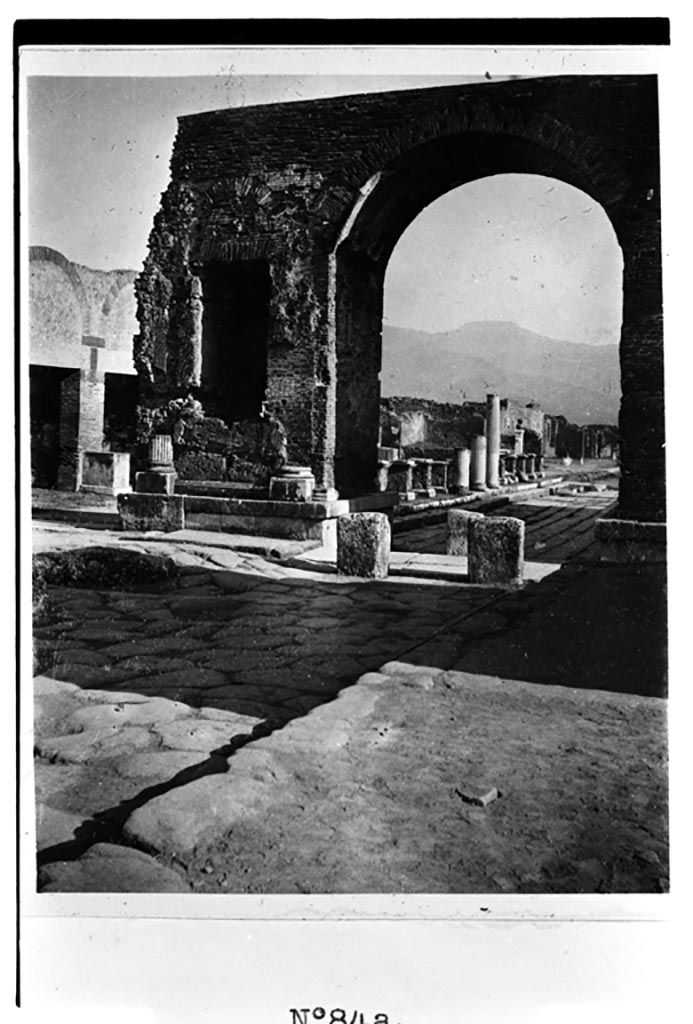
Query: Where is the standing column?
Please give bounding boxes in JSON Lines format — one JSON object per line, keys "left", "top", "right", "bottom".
{"left": 486, "top": 393, "right": 501, "bottom": 489}
{"left": 454, "top": 447, "right": 471, "bottom": 491}
{"left": 470, "top": 435, "right": 487, "bottom": 491}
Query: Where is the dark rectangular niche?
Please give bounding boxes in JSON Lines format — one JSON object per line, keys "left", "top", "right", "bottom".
{"left": 199, "top": 259, "right": 270, "bottom": 421}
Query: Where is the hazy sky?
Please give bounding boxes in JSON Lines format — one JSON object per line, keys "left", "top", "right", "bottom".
{"left": 26, "top": 73, "right": 622, "bottom": 345}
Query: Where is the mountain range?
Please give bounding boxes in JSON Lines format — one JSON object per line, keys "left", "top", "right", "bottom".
{"left": 380, "top": 321, "right": 620, "bottom": 425}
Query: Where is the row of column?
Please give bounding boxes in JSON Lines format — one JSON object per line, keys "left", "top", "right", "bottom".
{"left": 454, "top": 393, "right": 543, "bottom": 492}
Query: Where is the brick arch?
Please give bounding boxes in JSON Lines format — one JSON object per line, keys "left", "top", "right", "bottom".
{"left": 329, "top": 116, "right": 631, "bottom": 494}
{"left": 100, "top": 271, "right": 136, "bottom": 319}
{"left": 140, "top": 76, "right": 662, "bottom": 521}
{"left": 29, "top": 246, "right": 90, "bottom": 336}
{"left": 319, "top": 97, "right": 631, "bottom": 257}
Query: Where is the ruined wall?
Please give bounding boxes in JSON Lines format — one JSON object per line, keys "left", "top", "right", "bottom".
{"left": 136, "top": 76, "right": 662, "bottom": 515}
{"left": 29, "top": 247, "right": 138, "bottom": 488}
{"left": 380, "top": 396, "right": 547, "bottom": 455}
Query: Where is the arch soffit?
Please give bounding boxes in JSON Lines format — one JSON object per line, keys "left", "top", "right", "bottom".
{"left": 29, "top": 246, "right": 90, "bottom": 336}
{"left": 323, "top": 98, "right": 631, "bottom": 260}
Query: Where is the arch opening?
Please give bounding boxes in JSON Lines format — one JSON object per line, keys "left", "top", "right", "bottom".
{"left": 332, "top": 136, "right": 624, "bottom": 497}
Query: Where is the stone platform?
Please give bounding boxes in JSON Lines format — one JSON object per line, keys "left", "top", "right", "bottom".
{"left": 118, "top": 490, "right": 399, "bottom": 542}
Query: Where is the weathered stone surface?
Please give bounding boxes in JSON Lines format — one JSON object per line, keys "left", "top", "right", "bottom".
{"left": 123, "top": 774, "right": 274, "bottom": 853}
{"left": 446, "top": 508, "right": 485, "bottom": 556}
{"left": 337, "top": 512, "right": 390, "bottom": 579}
{"left": 66, "top": 698, "right": 189, "bottom": 731}
{"left": 38, "top": 842, "right": 190, "bottom": 893}
{"left": 33, "top": 675, "right": 82, "bottom": 697}
{"left": 153, "top": 718, "right": 245, "bottom": 752}
{"left": 468, "top": 515, "right": 525, "bottom": 584}
{"left": 118, "top": 492, "right": 185, "bottom": 531}
{"left": 114, "top": 749, "right": 217, "bottom": 779}
{"left": 35, "top": 804, "right": 85, "bottom": 850}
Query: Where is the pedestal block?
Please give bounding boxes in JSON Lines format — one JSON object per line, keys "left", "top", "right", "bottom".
{"left": 337, "top": 512, "right": 391, "bottom": 578}
{"left": 135, "top": 470, "right": 177, "bottom": 495}
{"left": 79, "top": 452, "right": 131, "bottom": 495}
{"left": 118, "top": 493, "right": 185, "bottom": 533}
{"left": 269, "top": 466, "right": 315, "bottom": 502}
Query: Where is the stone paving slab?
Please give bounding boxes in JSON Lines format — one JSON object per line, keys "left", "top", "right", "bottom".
{"left": 120, "top": 663, "right": 667, "bottom": 894}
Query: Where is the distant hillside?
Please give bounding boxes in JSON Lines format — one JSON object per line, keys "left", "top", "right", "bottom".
{"left": 381, "top": 321, "right": 620, "bottom": 425}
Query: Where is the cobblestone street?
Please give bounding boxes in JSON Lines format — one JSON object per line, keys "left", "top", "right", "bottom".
{"left": 30, "top": 499, "right": 668, "bottom": 895}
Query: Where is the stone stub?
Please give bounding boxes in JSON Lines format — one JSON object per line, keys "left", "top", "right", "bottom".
{"left": 79, "top": 451, "right": 131, "bottom": 495}
{"left": 446, "top": 508, "right": 485, "bottom": 557}
{"left": 468, "top": 515, "right": 525, "bottom": 584}
{"left": 337, "top": 512, "right": 391, "bottom": 578}
{"left": 118, "top": 493, "right": 185, "bottom": 533}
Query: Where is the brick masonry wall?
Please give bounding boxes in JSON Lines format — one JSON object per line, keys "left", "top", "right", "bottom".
{"left": 136, "top": 76, "right": 663, "bottom": 516}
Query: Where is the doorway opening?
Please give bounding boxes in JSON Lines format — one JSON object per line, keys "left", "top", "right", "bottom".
{"left": 29, "top": 365, "right": 74, "bottom": 488}
{"left": 199, "top": 259, "right": 270, "bottom": 422}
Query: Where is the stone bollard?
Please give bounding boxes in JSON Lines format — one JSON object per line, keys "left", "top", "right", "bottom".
{"left": 337, "top": 512, "right": 391, "bottom": 578}
{"left": 446, "top": 508, "right": 484, "bottom": 556}
{"left": 468, "top": 515, "right": 525, "bottom": 584}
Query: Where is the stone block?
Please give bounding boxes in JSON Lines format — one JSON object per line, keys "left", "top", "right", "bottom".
{"left": 337, "top": 512, "right": 391, "bottom": 578}
{"left": 79, "top": 451, "right": 131, "bottom": 495}
{"left": 118, "top": 493, "right": 185, "bottom": 533}
{"left": 446, "top": 508, "right": 485, "bottom": 556}
{"left": 135, "top": 469, "right": 177, "bottom": 495}
{"left": 468, "top": 515, "right": 525, "bottom": 584}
